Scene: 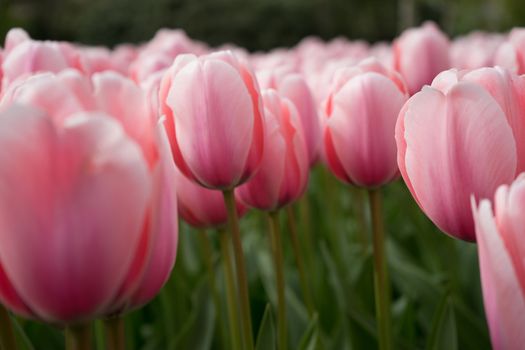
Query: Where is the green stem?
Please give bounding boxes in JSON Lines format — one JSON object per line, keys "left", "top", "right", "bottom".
{"left": 368, "top": 189, "right": 392, "bottom": 350}
{"left": 198, "top": 229, "right": 229, "bottom": 350}
{"left": 268, "top": 211, "right": 287, "bottom": 350}
{"left": 104, "top": 317, "right": 125, "bottom": 350}
{"left": 286, "top": 206, "right": 315, "bottom": 316}
{"left": 219, "top": 228, "right": 243, "bottom": 350}
{"left": 0, "top": 304, "right": 17, "bottom": 350}
{"left": 223, "top": 190, "right": 254, "bottom": 350}
{"left": 354, "top": 187, "right": 369, "bottom": 253}
{"left": 65, "top": 323, "right": 92, "bottom": 350}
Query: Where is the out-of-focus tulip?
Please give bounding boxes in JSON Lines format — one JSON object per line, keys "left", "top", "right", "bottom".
{"left": 396, "top": 75, "right": 518, "bottom": 241}
{"left": 393, "top": 22, "right": 450, "bottom": 95}
{"left": 236, "top": 89, "right": 309, "bottom": 211}
{"left": 494, "top": 28, "right": 525, "bottom": 74}
{"left": 0, "top": 70, "right": 178, "bottom": 322}
{"left": 322, "top": 58, "right": 408, "bottom": 188}
{"left": 160, "top": 50, "right": 265, "bottom": 189}
{"left": 257, "top": 69, "right": 320, "bottom": 165}
{"left": 175, "top": 165, "right": 247, "bottom": 228}
{"left": 472, "top": 175, "right": 525, "bottom": 349}
{"left": 450, "top": 32, "right": 503, "bottom": 70}
{"left": 1, "top": 31, "right": 80, "bottom": 89}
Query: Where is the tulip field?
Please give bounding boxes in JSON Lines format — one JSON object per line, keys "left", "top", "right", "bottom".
{"left": 0, "top": 21, "right": 525, "bottom": 350}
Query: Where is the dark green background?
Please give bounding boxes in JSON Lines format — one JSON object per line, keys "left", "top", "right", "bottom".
{"left": 1, "top": 0, "right": 525, "bottom": 50}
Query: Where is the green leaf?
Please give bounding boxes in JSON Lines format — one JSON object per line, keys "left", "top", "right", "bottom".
{"left": 255, "top": 303, "right": 276, "bottom": 350}
{"left": 298, "top": 313, "right": 320, "bottom": 350}
{"left": 426, "top": 293, "right": 457, "bottom": 350}
{"left": 173, "top": 280, "right": 216, "bottom": 350}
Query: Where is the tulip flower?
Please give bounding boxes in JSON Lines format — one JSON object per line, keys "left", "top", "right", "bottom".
{"left": 322, "top": 58, "right": 408, "bottom": 350}
{"left": 472, "top": 174, "right": 525, "bottom": 350}
{"left": 323, "top": 58, "right": 408, "bottom": 188}
{"left": 0, "top": 70, "right": 178, "bottom": 347}
{"left": 257, "top": 69, "right": 321, "bottom": 165}
{"left": 236, "top": 89, "right": 308, "bottom": 349}
{"left": 393, "top": 21, "right": 450, "bottom": 95}
{"left": 160, "top": 50, "right": 264, "bottom": 350}
{"left": 396, "top": 73, "right": 518, "bottom": 241}
{"left": 160, "top": 50, "right": 265, "bottom": 189}
{"left": 237, "top": 89, "right": 309, "bottom": 211}
{"left": 175, "top": 164, "right": 247, "bottom": 229}
{"left": 450, "top": 32, "right": 503, "bottom": 70}
{"left": 431, "top": 68, "right": 525, "bottom": 174}
{"left": 494, "top": 28, "right": 525, "bottom": 74}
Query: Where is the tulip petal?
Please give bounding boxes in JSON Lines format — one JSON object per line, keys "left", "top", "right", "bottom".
{"left": 473, "top": 198, "right": 525, "bottom": 350}
{"left": 166, "top": 59, "right": 254, "bottom": 188}
{"left": 327, "top": 72, "right": 405, "bottom": 187}
{"left": 0, "top": 106, "right": 150, "bottom": 322}
{"left": 403, "top": 84, "right": 516, "bottom": 240}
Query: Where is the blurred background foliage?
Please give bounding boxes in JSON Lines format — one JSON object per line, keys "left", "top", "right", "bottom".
{"left": 0, "top": 0, "right": 524, "bottom": 50}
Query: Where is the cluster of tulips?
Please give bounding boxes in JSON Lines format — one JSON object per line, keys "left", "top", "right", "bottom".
{"left": 0, "top": 20, "right": 524, "bottom": 350}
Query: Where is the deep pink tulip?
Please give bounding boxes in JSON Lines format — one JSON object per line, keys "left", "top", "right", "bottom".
{"left": 175, "top": 164, "right": 247, "bottom": 228}
{"left": 472, "top": 175, "right": 525, "bottom": 349}
{"left": 0, "top": 71, "right": 178, "bottom": 322}
{"left": 396, "top": 75, "right": 518, "bottom": 241}
{"left": 236, "top": 89, "right": 309, "bottom": 211}
{"left": 257, "top": 69, "right": 320, "bottom": 165}
{"left": 160, "top": 50, "right": 265, "bottom": 189}
{"left": 393, "top": 22, "right": 450, "bottom": 95}
{"left": 322, "top": 58, "right": 408, "bottom": 188}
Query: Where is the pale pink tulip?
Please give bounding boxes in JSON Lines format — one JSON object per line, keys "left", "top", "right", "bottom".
{"left": 257, "top": 69, "right": 320, "bottom": 165}
{"left": 472, "top": 175, "right": 525, "bottom": 349}
{"left": 175, "top": 165, "right": 247, "bottom": 228}
{"left": 432, "top": 68, "right": 525, "bottom": 174}
{"left": 323, "top": 58, "right": 408, "bottom": 187}
{"left": 236, "top": 89, "right": 308, "bottom": 211}
{"left": 160, "top": 50, "right": 265, "bottom": 189}
{"left": 393, "top": 22, "right": 450, "bottom": 95}
{"left": 450, "top": 32, "right": 504, "bottom": 70}
{"left": 0, "top": 71, "right": 178, "bottom": 321}
{"left": 494, "top": 28, "right": 525, "bottom": 74}
{"left": 396, "top": 77, "right": 517, "bottom": 241}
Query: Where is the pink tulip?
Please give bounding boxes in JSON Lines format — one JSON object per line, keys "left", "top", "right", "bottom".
{"left": 0, "top": 70, "right": 178, "bottom": 322}
{"left": 432, "top": 68, "right": 525, "bottom": 173}
{"left": 160, "top": 50, "right": 265, "bottom": 189}
{"left": 393, "top": 22, "right": 450, "bottom": 95}
{"left": 257, "top": 69, "right": 320, "bottom": 165}
{"left": 472, "top": 175, "right": 525, "bottom": 349}
{"left": 494, "top": 28, "right": 525, "bottom": 74}
{"left": 236, "top": 89, "right": 308, "bottom": 211}
{"left": 322, "top": 58, "right": 408, "bottom": 188}
{"left": 175, "top": 164, "right": 247, "bottom": 228}
{"left": 396, "top": 74, "right": 518, "bottom": 241}
{"left": 1, "top": 32, "right": 81, "bottom": 89}
{"left": 450, "top": 32, "right": 503, "bottom": 70}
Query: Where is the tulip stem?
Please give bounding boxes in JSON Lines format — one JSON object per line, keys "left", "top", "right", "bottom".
{"left": 65, "top": 323, "right": 91, "bottom": 350}
{"left": 104, "top": 317, "right": 125, "bottom": 350}
{"left": 286, "top": 206, "right": 314, "bottom": 316}
{"left": 0, "top": 304, "right": 17, "bottom": 350}
{"left": 198, "top": 229, "right": 229, "bottom": 350}
{"left": 368, "top": 188, "right": 392, "bottom": 350}
{"left": 219, "top": 228, "right": 243, "bottom": 350}
{"left": 268, "top": 211, "right": 288, "bottom": 350}
{"left": 223, "top": 189, "right": 254, "bottom": 350}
